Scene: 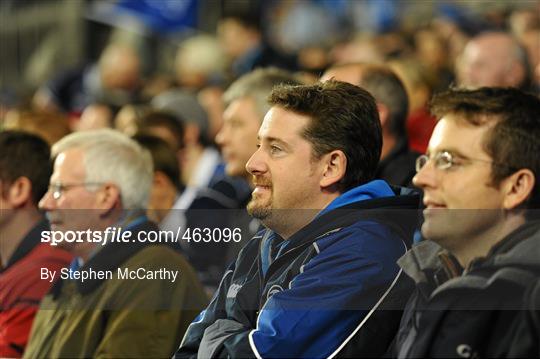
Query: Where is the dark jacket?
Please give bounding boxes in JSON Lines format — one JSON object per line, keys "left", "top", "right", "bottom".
{"left": 175, "top": 180, "right": 419, "bottom": 358}
{"left": 23, "top": 220, "right": 208, "bottom": 359}
{"left": 376, "top": 138, "right": 419, "bottom": 188}
{"left": 394, "top": 221, "right": 540, "bottom": 358}
{"left": 185, "top": 175, "right": 256, "bottom": 289}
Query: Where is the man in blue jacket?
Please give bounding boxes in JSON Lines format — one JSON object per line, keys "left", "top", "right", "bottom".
{"left": 175, "top": 80, "right": 419, "bottom": 358}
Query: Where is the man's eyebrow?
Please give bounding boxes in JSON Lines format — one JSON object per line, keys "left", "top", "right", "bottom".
{"left": 258, "top": 135, "right": 291, "bottom": 150}
{"left": 430, "top": 147, "right": 472, "bottom": 159}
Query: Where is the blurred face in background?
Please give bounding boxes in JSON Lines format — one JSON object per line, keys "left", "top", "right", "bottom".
{"left": 456, "top": 34, "right": 525, "bottom": 88}
{"left": 216, "top": 97, "right": 261, "bottom": 179}
{"left": 217, "top": 18, "right": 259, "bottom": 60}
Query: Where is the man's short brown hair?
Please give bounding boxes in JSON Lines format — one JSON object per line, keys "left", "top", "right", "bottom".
{"left": 269, "top": 80, "right": 381, "bottom": 191}
{"left": 430, "top": 87, "right": 540, "bottom": 208}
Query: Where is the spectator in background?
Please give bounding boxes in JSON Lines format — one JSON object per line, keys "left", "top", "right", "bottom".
{"left": 0, "top": 131, "right": 72, "bottom": 358}
{"left": 456, "top": 31, "right": 531, "bottom": 90}
{"left": 139, "top": 110, "right": 185, "bottom": 158}
{"left": 389, "top": 57, "right": 437, "bottom": 154}
{"left": 174, "top": 34, "right": 229, "bottom": 90}
{"left": 2, "top": 110, "right": 70, "bottom": 146}
{"left": 414, "top": 26, "right": 455, "bottom": 92}
{"left": 143, "top": 93, "right": 244, "bottom": 290}
{"left": 321, "top": 63, "right": 419, "bottom": 187}
{"left": 173, "top": 34, "right": 229, "bottom": 139}
{"left": 175, "top": 81, "right": 419, "bottom": 358}
{"left": 114, "top": 103, "right": 151, "bottom": 137}
{"left": 329, "top": 34, "right": 384, "bottom": 66}
{"left": 76, "top": 103, "right": 114, "bottom": 132}
{"left": 33, "top": 43, "right": 142, "bottom": 115}
{"left": 130, "top": 111, "right": 189, "bottom": 245}
{"left": 217, "top": 10, "right": 297, "bottom": 77}
{"left": 394, "top": 87, "right": 540, "bottom": 358}
{"left": 520, "top": 27, "right": 540, "bottom": 93}
{"left": 508, "top": 7, "right": 540, "bottom": 42}
{"left": 151, "top": 89, "right": 220, "bottom": 188}
{"left": 132, "top": 134, "right": 183, "bottom": 226}
{"left": 24, "top": 129, "right": 207, "bottom": 358}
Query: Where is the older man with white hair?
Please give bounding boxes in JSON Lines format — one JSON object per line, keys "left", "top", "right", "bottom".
{"left": 24, "top": 129, "right": 207, "bottom": 359}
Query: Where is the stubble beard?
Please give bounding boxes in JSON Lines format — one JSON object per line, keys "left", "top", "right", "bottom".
{"left": 247, "top": 196, "right": 272, "bottom": 220}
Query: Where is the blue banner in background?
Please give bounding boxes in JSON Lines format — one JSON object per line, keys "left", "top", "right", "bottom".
{"left": 113, "top": 0, "right": 197, "bottom": 34}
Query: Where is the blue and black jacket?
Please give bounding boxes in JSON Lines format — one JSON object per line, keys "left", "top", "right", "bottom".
{"left": 174, "top": 180, "right": 419, "bottom": 358}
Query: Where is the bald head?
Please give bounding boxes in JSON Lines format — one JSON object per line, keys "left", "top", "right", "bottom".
{"left": 457, "top": 32, "right": 528, "bottom": 89}
{"left": 320, "top": 64, "right": 364, "bottom": 84}
{"left": 99, "top": 44, "right": 141, "bottom": 91}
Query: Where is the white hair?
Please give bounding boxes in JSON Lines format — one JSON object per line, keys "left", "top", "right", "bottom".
{"left": 52, "top": 129, "right": 153, "bottom": 209}
{"left": 175, "top": 34, "right": 228, "bottom": 76}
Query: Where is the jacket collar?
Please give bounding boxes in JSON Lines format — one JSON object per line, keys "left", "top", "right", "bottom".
{"left": 50, "top": 220, "right": 164, "bottom": 297}
{"left": 399, "top": 221, "right": 540, "bottom": 298}
{"left": 319, "top": 180, "right": 395, "bottom": 216}
{"left": 262, "top": 182, "right": 420, "bottom": 264}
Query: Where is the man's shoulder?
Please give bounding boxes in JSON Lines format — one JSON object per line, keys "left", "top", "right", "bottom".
{"left": 125, "top": 244, "right": 187, "bottom": 268}
{"left": 311, "top": 219, "right": 410, "bottom": 268}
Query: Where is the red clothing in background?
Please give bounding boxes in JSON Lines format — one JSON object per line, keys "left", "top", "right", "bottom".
{"left": 0, "top": 220, "right": 72, "bottom": 358}
{"left": 407, "top": 107, "right": 437, "bottom": 154}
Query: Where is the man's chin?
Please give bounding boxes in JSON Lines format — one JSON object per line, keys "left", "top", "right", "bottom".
{"left": 421, "top": 218, "right": 451, "bottom": 244}
{"left": 247, "top": 200, "right": 271, "bottom": 220}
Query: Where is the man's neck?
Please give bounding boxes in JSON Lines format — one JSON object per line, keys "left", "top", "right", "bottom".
{"left": 272, "top": 195, "right": 339, "bottom": 240}
{"left": 0, "top": 208, "right": 42, "bottom": 266}
{"left": 452, "top": 214, "right": 526, "bottom": 268}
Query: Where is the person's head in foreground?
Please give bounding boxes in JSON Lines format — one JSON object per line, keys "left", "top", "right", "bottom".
{"left": 413, "top": 86, "right": 540, "bottom": 267}
{"left": 39, "top": 129, "right": 153, "bottom": 260}
{"left": 245, "top": 79, "right": 381, "bottom": 238}
{"left": 394, "top": 87, "right": 540, "bottom": 359}
{"left": 175, "top": 80, "right": 420, "bottom": 359}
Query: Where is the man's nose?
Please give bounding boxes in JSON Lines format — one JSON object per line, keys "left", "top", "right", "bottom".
{"left": 412, "top": 159, "right": 437, "bottom": 190}
{"left": 246, "top": 147, "right": 266, "bottom": 175}
{"left": 39, "top": 189, "right": 56, "bottom": 211}
{"left": 215, "top": 126, "right": 227, "bottom": 146}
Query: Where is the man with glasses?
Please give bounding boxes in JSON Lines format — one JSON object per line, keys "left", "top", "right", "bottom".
{"left": 393, "top": 87, "right": 540, "bottom": 358}
{"left": 24, "top": 129, "right": 207, "bottom": 358}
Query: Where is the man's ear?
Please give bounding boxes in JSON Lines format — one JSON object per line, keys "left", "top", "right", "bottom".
{"left": 320, "top": 150, "right": 347, "bottom": 189}
{"left": 7, "top": 177, "right": 33, "bottom": 208}
{"left": 502, "top": 169, "right": 535, "bottom": 209}
{"left": 96, "top": 183, "right": 122, "bottom": 213}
